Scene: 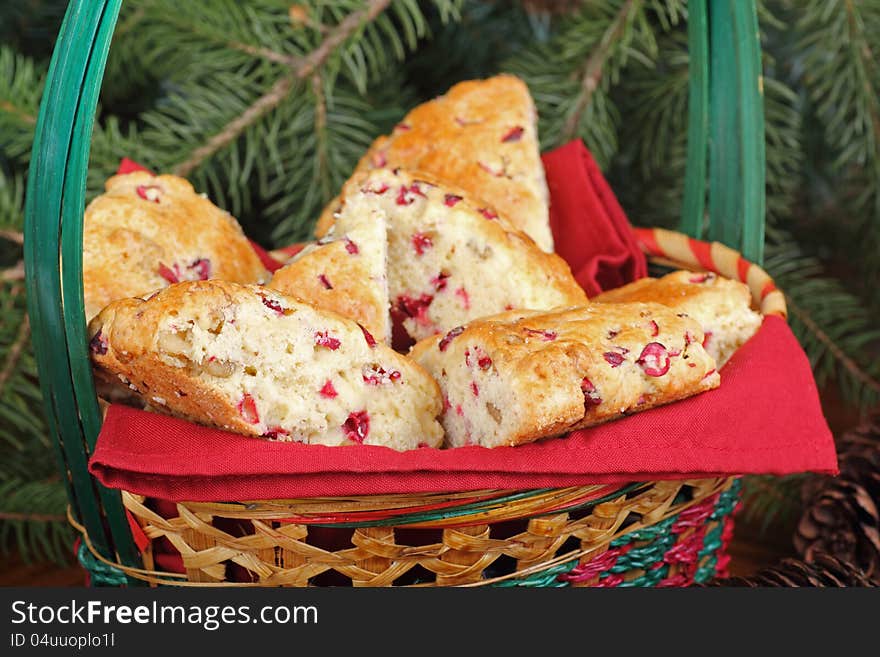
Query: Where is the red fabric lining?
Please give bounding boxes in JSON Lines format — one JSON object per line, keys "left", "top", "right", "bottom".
{"left": 89, "top": 142, "right": 837, "bottom": 502}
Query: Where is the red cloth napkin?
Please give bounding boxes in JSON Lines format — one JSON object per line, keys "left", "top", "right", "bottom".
{"left": 543, "top": 141, "right": 648, "bottom": 295}
{"left": 90, "top": 143, "right": 838, "bottom": 501}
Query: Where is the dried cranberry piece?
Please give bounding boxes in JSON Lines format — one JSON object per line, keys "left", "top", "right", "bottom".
{"left": 443, "top": 396, "right": 452, "bottom": 412}
{"left": 637, "top": 342, "right": 671, "bottom": 377}
{"left": 136, "top": 184, "right": 161, "bottom": 203}
{"left": 430, "top": 272, "right": 450, "bottom": 291}
{"left": 89, "top": 331, "right": 108, "bottom": 355}
{"left": 455, "top": 287, "right": 470, "bottom": 310}
{"left": 187, "top": 258, "right": 211, "bottom": 280}
{"left": 444, "top": 194, "right": 462, "bottom": 207}
{"left": 237, "top": 394, "right": 260, "bottom": 424}
{"left": 344, "top": 238, "right": 359, "bottom": 255}
{"left": 362, "top": 182, "right": 389, "bottom": 194}
{"left": 438, "top": 326, "right": 465, "bottom": 352}
{"left": 342, "top": 410, "right": 370, "bottom": 444}
{"left": 648, "top": 320, "right": 660, "bottom": 337}
{"left": 479, "top": 208, "right": 498, "bottom": 220}
{"left": 524, "top": 328, "right": 558, "bottom": 341}
{"left": 470, "top": 381, "right": 479, "bottom": 397}
{"left": 581, "top": 377, "right": 602, "bottom": 406}
{"left": 477, "top": 356, "right": 493, "bottom": 370}
{"left": 394, "top": 122, "right": 411, "bottom": 132}
{"left": 478, "top": 161, "right": 503, "bottom": 177}
{"left": 689, "top": 272, "right": 716, "bottom": 284}
{"left": 607, "top": 329, "right": 619, "bottom": 339}
{"left": 396, "top": 184, "right": 425, "bottom": 206}
{"left": 464, "top": 349, "right": 472, "bottom": 367}
{"left": 455, "top": 404, "right": 464, "bottom": 417}
{"left": 261, "top": 296, "right": 284, "bottom": 315}
{"left": 603, "top": 352, "right": 625, "bottom": 367}
{"left": 157, "top": 262, "right": 180, "bottom": 284}
{"left": 263, "top": 426, "right": 289, "bottom": 440}
{"left": 315, "top": 331, "right": 341, "bottom": 350}
{"left": 394, "top": 294, "right": 433, "bottom": 328}
{"left": 359, "top": 324, "right": 377, "bottom": 348}
{"left": 412, "top": 232, "right": 433, "bottom": 255}
{"left": 501, "top": 126, "right": 524, "bottom": 142}
{"left": 371, "top": 151, "right": 387, "bottom": 168}
{"left": 702, "top": 368, "right": 717, "bottom": 380}
{"left": 684, "top": 331, "right": 697, "bottom": 346}
{"left": 363, "top": 366, "right": 402, "bottom": 385}
{"left": 702, "top": 331, "right": 713, "bottom": 349}
{"left": 319, "top": 380, "right": 338, "bottom": 398}
{"left": 318, "top": 273, "right": 333, "bottom": 289}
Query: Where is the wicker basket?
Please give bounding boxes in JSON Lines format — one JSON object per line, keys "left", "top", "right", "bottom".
{"left": 24, "top": 0, "right": 771, "bottom": 587}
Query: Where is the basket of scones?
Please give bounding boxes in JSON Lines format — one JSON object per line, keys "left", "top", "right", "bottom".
{"left": 57, "top": 76, "right": 836, "bottom": 587}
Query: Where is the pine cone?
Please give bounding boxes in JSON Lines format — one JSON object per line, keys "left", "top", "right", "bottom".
{"left": 710, "top": 554, "right": 877, "bottom": 587}
{"left": 795, "top": 411, "right": 880, "bottom": 583}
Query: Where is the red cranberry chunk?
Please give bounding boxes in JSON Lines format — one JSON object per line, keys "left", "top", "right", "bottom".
{"left": 444, "top": 194, "right": 462, "bottom": 207}
{"left": 319, "top": 380, "right": 338, "bottom": 398}
{"left": 136, "top": 184, "right": 162, "bottom": 203}
{"left": 455, "top": 287, "right": 470, "bottom": 310}
{"left": 342, "top": 410, "right": 370, "bottom": 444}
{"left": 702, "top": 368, "right": 717, "bottom": 380}
{"left": 501, "top": 126, "right": 524, "bottom": 142}
{"left": 314, "top": 331, "right": 341, "bottom": 350}
{"left": 648, "top": 320, "right": 659, "bottom": 337}
{"left": 395, "top": 122, "right": 411, "bottom": 132}
{"left": 318, "top": 273, "right": 333, "bottom": 289}
{"left": 371, "top": 151, "right": 387, "bottom": 168}
{"left": 607, "top": 329, "right": 620, "bottom": 339}
{"left": 362, "top": 182, "right": 389, "bottom": 194}
{"left": 395, "top": 294, "right": 433, "bottom": 327}
{"left": 438, "top": 326, "right": 465, "bottom": 352}
{"left": 344, "top": 238, "right": 359, "bottom": 255}
{"left": 363, "top": 365, "right": 401, "bottom": 385}
{"left": 603, "top": 351, "right": 625, "bottom": 367}
{"left": 263, "top": 426, "right": 289, "bottom": 440}
{"left": 412, "top": 232, "right": 433, "bottom": 255}
{"left": 470, "top": 381, "right": 479, "bottom": 397}
{"left": 396, "top": 184, "right": 425, "bottom": 206}
{"left": 479, "top": 208, "right": 498, "bottom": 220}
{"left": 157, "top": 262, "right": 180, "bottom": 284}
{"left": 637, "top": 342, "right": 671, "bottom": 377}
{"left": 524, "top": 328, "right": 557, "bottom": 341}
{"left": 89, "top": 331, "right": 108, "bottom": 355}
{"left": 261, "top": 296, "right": 285, "bottom": 315}
{"left": 188, "top": 258, "right": 211, "bottom": 280}
{"left": 237, "top": 394, "right": 260, "bottom": 424}
{"left": 581, "top": 377, "right": 602, "bottom": 406}
{"left": 359, "top": 324, "right": 377, "bottom": 348}
{"left": 477, "top": 356, "right": 493, "bottom": 370}
{"left": 702, "top": 331, "right": 713, "bottom": 349}
{"left": 430, "top": 272, "right": 450, "bottom": 291}
{"left": 689, "top": 272, "right": 716, "bottom": 284}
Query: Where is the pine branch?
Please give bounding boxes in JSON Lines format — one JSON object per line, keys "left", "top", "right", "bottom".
{"left": 0, "top": 315, "right": 28, "bottom": 397}
{"left": 562, "top": 0, "right": 639, "bottom": 142}
{"left": 785, "top": 297, "right": 880, "bottom": 397}
{"left": 172, "top": 0, "right": 393, "bottom": 177}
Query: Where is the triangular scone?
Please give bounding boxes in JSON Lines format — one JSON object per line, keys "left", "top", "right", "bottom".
{"left": 83, "top": 171, "right": 269, "bottom": 321}
{"left": 269, "top": 209, "right": 390, "bottom": 345}
{"left": 88, "top": 281, "right": 443, "bottom": 450}
{"left": 411, "top": 304, "right": 720, "bottom": 448}
{"left": 336, "top": 168, "right": 587, "bottom": 343}
{"left": 593, "top": 271, "right": 762, "bottom": 367}
{"left": 315, "top": 75, "right": 553, "bottom": 252}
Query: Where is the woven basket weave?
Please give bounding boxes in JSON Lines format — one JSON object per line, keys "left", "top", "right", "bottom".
{"left": 69, "top": 229, "right": 784, "bottom": 587}
{"left": 24, "top": 0, "right": 770, "bottom": 587}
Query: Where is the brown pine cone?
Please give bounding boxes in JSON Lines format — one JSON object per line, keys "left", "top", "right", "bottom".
{"left": 709, "top": 553, "right": 877, "bottom": 587}
{"left": 795, "top": 411, "right": 880, "bottom": 583}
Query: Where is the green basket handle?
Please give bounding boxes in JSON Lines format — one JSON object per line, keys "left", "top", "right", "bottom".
{"left": 681, "top": 0, "right": 766, "bottom": 265}
{"left": 23, "top": 0, "right": 767, "bottom": 583}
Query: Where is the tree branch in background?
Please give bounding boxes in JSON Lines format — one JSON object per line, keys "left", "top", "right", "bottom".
{"left": 786, "top": 296, "right": 880, "bottom": 396}
{"left": 562, "top": 0, "right": 638, "bottom": 142}
{"left": 1, "top": 261, "right": 23, "bottom": 282}
{"left": 173, "top": 0, "right": 393, "bottom": 177}
{"left": 0, "top": 229, "right": 23, "bottom": 245}
{"left": 0, "top": 314, "right": 29, "bottom": 397}
{"left": 0, "top": 100, "right": 35, "bottom": 125}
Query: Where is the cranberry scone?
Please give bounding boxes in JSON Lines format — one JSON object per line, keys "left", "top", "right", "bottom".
{"left": 410, "top": 303, "right": 720, "bottom": 448}
{"left": 83, "top": 171, "right": 268, "bottom": 321}
{"left": 335, "top": 167, "right": 587, "bottom": 343}
{"left": 268, "top": 208, "right": 390, "bottom": 344}
{"left": 88, "top": 281, "right": 443, "bottom": 450}
{"left": 315, "top": 75, "right": 553, "bottom": 252}
{"left": 592, "top": 271, "right": 762, "bottom": 367}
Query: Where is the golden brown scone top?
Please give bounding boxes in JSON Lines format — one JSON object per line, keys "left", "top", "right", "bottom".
{"left": 315, "top": 75, "right": 553, "bottom": 251}
{"left": 82, "top": 171, "right": 268, "bottom": 321}
{"left": 593, "top": 270, "right": 754, "bottom": 309}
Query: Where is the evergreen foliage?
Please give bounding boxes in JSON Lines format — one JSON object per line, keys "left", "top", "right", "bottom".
{"left": 1, "top": 0, "right": 878, "bottom": 561}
